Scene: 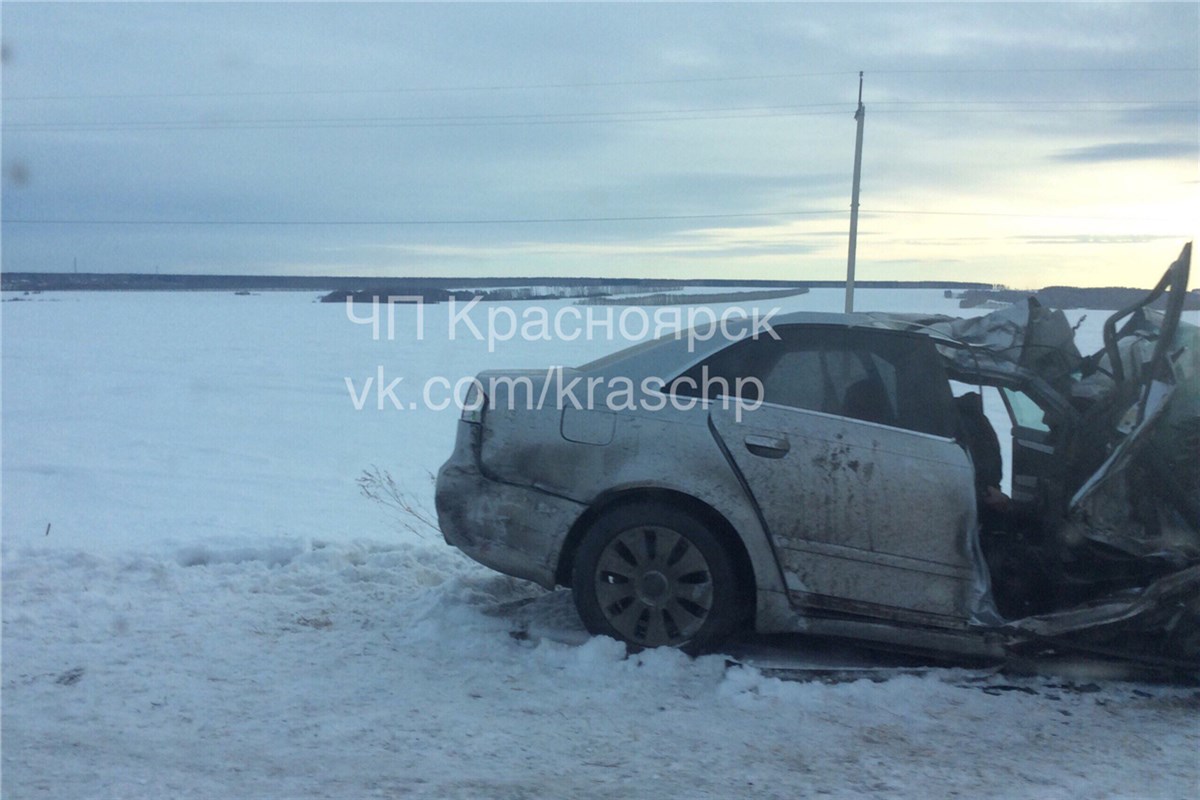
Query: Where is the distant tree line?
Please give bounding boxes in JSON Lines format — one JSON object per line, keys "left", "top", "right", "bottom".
{"left": 1, "top": 272, "right": 992, "bottom": 295}
{"left": 959, "top": 286, "right": 1200, "bottom": 311}
{"left": 579, "top": 287, "right": 809, "bottom": 306}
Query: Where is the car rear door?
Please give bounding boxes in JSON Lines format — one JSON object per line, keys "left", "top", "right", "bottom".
{"left": 696, "top": 327, "right": 981, "bottom": 624}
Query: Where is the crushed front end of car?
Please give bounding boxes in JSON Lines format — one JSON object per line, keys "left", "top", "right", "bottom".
{"left": 944, "top": 244, "right": 1199, "bottom": 668}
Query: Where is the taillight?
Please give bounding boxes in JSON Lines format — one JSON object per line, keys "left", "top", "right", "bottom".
{"left": 461, "top": 380, "right": 487, "bottom": 424}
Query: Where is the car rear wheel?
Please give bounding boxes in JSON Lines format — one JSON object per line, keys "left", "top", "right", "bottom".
{"left": 571, "top": 502, "right": 742, "bottom": 652}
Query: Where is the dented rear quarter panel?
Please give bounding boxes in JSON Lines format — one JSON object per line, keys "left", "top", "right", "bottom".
{"left": 473, "top": 373, "right": 796, "bottom": 631}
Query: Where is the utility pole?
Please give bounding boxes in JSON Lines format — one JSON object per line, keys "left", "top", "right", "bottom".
{"left": 845, "top": 72, "right": 865, "bottom": 314}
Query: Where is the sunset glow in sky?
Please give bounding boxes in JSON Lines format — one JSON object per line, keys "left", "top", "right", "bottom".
{"left": 2, "top": 2, "right": 1197, "bottom": 288}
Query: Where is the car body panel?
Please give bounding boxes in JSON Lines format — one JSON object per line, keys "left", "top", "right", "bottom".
{"left": 710, "top": 400, "right": 982, "bottom": 625}
{"left": 436, "top": 420, "right": 587, "bottom": 588}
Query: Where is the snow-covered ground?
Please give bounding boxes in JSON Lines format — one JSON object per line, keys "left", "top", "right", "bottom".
{"left": 3, "top": 289, "right": 1198, "bottom": 798}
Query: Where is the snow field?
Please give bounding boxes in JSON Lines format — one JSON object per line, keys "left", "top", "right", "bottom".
{"left": 3, "top": 289, "right": 1197, "bottom": 798}
{"left": 4, "top": 537, "right": 1197, "bottom": 798}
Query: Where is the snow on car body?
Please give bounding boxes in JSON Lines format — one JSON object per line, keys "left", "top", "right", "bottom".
{"left": 436, "top": 246, "right": 1199, "bottom": 666}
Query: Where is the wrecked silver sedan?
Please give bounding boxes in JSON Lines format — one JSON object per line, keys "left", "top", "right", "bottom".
{"left": 436, "top": 246, "right": 1198, "bottom": 668}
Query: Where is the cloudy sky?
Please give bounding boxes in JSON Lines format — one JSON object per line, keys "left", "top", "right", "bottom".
{"left": 2, "top": 2, "right": 1197, "bottom": 288}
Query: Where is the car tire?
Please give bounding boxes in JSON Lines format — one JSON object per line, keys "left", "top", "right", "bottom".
{"left": 571, "top": 501, "right": 743, "bottom": 653}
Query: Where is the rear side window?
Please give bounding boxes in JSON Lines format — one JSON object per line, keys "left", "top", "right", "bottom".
{"left": 669, "top": 325, "right": 955, "bottom": 436}
{"left": 1001, "top": 387, "right": 1051, "bottom": 433}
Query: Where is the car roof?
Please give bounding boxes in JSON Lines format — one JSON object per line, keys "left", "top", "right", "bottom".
{"left": 577, "top": 310, "right": 962, "bottom": 377}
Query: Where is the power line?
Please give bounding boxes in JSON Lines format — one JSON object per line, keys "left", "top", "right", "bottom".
{"left": 866, "top": 209, "right": 1173, "bottom": 222}
{"left": 0, "top": 210, "right": 847, "bottom": 226}
{"left": 4, "top": 72, "right": 860, "bottom": 102}
{"left": 5, "top": 101, "right": 1193, "bottom": 133}
{"left": 874, "top": 99, "right": 1195, "bottom": 108}
{"left": 0, "top": 103, "right": 852, "bottom": 132}
{"left": 6, "top": 66, "right": 1195, "bottom": 102}
{"left": 2, "top": 208, "right": 1177, "bottom": 227}
{"left": 872, "top": 67, "right": 1198, "bottom": 75}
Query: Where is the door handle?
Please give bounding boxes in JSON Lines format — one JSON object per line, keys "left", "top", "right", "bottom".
{"left": 744, "top": 434, "right": 790, "bottom": 458}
